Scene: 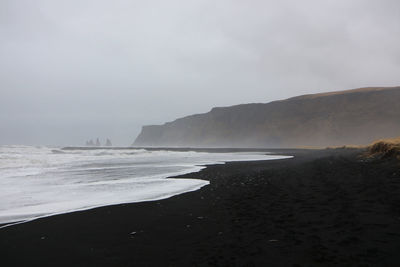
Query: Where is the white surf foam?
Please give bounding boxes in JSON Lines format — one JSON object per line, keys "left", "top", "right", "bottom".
{"left": 0, "top": 146, "right": 291, "bottom": 227}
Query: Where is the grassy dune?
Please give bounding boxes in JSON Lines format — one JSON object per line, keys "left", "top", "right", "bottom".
{"left": 366, "top": 136, "right": 400, "bottom": 159}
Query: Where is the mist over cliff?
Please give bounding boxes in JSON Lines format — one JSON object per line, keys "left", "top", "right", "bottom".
{"left": 134, "top": 87, "right": 400, "bottom": 148}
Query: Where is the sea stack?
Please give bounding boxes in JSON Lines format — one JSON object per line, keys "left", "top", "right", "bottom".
{"left": 106, "top": 138, "right": 112, "bottom": 146}
{"left": 86, "top": 139, "right": 95, "bottom": 146}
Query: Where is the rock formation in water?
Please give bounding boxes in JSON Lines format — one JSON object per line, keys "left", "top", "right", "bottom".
{"left": 133, "top": 86, "right": 400, "bottom": 148}
{"left": 106, "top": 138, "right": 112, "bottom": 146}
{"left": 86, "top": 140, "right": 95, "bottom": 146}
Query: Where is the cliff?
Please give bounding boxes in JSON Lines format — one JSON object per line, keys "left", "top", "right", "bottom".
{"left": 133, "top": 86, "right": 400, "bottom": 148}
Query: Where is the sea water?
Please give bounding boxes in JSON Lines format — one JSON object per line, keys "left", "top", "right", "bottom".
{"left": 0, "top": 145, "right": 290, "bottom": 226}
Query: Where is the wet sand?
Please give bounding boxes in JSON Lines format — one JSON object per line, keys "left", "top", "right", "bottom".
{"left": 1, "top": 148, "right": 400, "bottom": 266}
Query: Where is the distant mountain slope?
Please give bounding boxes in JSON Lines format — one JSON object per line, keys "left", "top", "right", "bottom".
{"left": 133, "top": 86, "right": 400, "bottom": 148}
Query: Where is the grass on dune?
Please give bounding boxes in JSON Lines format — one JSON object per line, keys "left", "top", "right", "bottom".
{"left": 366, "top": 137, "right": 400, "bottom": 160}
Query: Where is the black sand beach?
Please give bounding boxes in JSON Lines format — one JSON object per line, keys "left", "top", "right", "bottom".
{"left": 1, "top": 148, "right": 400, "bottom": 266}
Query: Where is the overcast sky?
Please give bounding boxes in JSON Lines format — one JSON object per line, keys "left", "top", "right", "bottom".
{"left": 1, "top": 0, "right": 399, "bottom": 146}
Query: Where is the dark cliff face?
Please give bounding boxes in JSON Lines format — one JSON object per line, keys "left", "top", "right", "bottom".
{"left": 133, "top": 86, "right": 400, "bottom": 148}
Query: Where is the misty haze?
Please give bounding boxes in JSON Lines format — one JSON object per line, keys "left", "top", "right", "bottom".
{"left": 1, "top": 0, "right": 400, "bottom": 146}
{"left": 1, "top": 1, "right": 400, "bottom": 266}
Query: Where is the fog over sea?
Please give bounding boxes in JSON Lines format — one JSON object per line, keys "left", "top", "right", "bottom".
{"left": 0, "top": 145, "right": 290, "bottom": 226}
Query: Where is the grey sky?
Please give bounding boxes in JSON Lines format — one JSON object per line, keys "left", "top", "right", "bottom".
{"left": 1, "top": 0, "right": 399, "bottom": 146}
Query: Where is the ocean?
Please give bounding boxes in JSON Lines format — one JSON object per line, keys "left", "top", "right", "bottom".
{"left": 0, "top": 145, "right": 290, "bottom": 227}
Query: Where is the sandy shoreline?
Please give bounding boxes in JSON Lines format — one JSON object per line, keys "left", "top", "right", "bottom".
{"left": 1, "top": 148, "right": 400, "bottom": 266}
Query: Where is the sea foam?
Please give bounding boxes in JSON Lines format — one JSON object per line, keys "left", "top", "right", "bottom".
{"left": 0, "top": 145, "right": 291, "bottom": 227}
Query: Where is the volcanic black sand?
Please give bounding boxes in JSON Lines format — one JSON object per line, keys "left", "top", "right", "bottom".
{"left": 1, "top": 148, "right": 400, "bottom": 266}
